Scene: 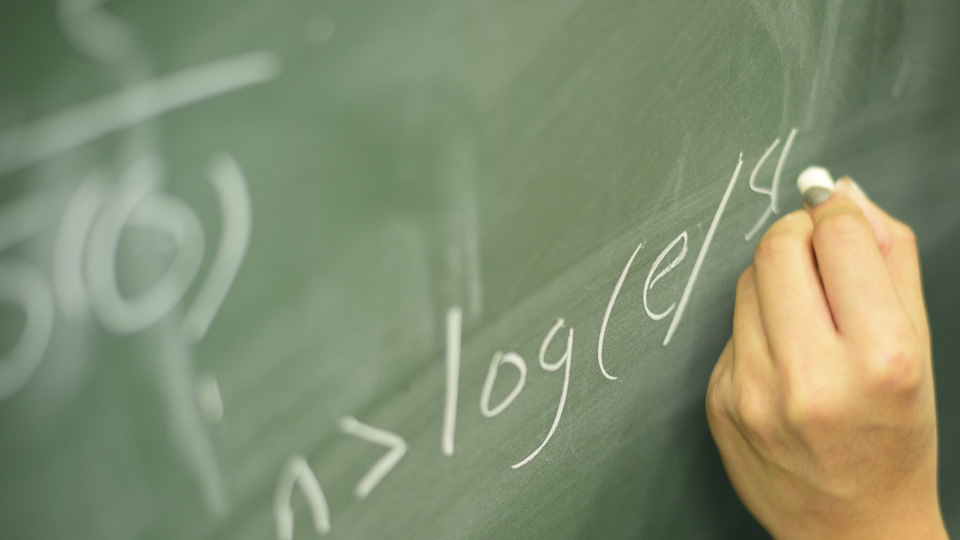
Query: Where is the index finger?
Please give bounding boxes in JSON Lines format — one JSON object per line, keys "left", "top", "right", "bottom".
{"left": 753, "top": 210, "right": 836, "bottom": 360}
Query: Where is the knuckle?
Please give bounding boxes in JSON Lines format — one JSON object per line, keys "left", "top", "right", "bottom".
{"left": 754, "top": 228, "right": 802, "bottom": 266}
{"left": 706, "top": 360, "right": 730, "bottom": 421}
{"left": 865, "top": 334, "right": 925, "bottom": 393}
{"left": 891, "top": 221, "right": 918, "bottom": 247}
{"left": 784, "top": 391, "right": 832, "bottom": 431}
{"left": 733, "top": 381, "right": 772, "bottom": 438}
{"left": 783, "top": 378, "right": 842, "bottom": 431}
{"left": 705, "top": 379, "right": 723, "bottom": 421}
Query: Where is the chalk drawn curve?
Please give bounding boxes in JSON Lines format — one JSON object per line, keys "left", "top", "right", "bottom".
{"left": 0, "top": 262, "right": 55, "bottom": 400}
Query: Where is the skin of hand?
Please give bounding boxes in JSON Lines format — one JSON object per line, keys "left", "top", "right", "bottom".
{"left": 706, "top": 178, "right": 949, "bottom": 540}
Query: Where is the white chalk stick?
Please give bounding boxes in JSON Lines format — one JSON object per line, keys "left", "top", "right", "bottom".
{"left": 796, "top": 166, "right": 835, "bottom": 194}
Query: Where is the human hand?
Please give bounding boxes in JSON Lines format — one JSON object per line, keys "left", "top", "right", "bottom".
{"left": 706, "top": 178, "right": 948, "bottom": 540}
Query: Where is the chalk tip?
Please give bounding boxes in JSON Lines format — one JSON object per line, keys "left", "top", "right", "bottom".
{"left": 797, "top": 166, "right": 835, "bottom": 194}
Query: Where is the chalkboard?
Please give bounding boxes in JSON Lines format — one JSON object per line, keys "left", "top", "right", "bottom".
{"left": 1, "top": 1, "right": 958, "bottom": 539}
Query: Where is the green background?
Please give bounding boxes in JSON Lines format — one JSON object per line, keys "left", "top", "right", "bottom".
{"left": 1, "top": 0, "right": 958, "bottom": 538}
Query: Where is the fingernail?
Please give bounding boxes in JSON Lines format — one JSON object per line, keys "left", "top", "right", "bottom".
{"left": 802, "top": 186, "right": 832, "bottom": 207}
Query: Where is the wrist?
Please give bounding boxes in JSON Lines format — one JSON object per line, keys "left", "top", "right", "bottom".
{"left": 769, "top": 494, "right": 949, "bottom": 540}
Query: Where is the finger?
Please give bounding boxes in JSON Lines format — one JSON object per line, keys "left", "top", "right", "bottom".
{"left": 752, "top": 210, "right": 837, "bottom": 360}
{"left": 707, "top": 340, "right": 746, "bottom": 442}
{"left": 831, "top": 178, "right": 892, "bottom": 253}
{"left": 707, "top": 339, "right": 734, "bottom": 429}
{"left": 834, "top": 178, "right": 928, "bottom": 343}
{"left": 710, "top": 339, "right": 733, "bottom": 398}
{"left": 806, "top": 192, "right": 907, "bottom": 340}
{"left": 732, "top": 266, "right": 769, "bottom": 373}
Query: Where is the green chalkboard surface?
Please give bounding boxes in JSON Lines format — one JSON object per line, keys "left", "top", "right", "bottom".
{"left": 1, "top": 1, "right": 958, "bottom": 539}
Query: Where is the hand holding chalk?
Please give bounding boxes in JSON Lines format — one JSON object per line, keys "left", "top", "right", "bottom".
{"left": 706, "top": 170, "right": 947, "bottom": 540}
{"left": 797, "top": 166, "right": 835, "bottom": 206}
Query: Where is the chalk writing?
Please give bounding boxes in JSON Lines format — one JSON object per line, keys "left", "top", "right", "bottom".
{"left": 479, "top": 352, "right": 528, "bottom": 417}
{"left": 195, "top": 373, "right": 225, "bottom": 425}
{"left": 596, "top": 152, "right": 745, "bottom": 369}
{"left": 0, "top": 262, "right": 55, "bottom": 400}
{"left": 662, "top": 153, "right": 743, "bottom": 345}
{"left": 0, "top": 51, "right": 281, "bottom": 178}
{"left": 0, "top": 183, "right": 53, "bottom": 399}
{"left": 274, "top": 455, "right": 332, "bottom": 540}
{"left": 744, "top": 128, "right": 798, "bottom": 240}
{"left": 441, "top": 307, "right": 462, "bottom": 456}
{"left": 512, "top": 318, "right": 573, "bottom": 469}
{"left": 85, "top": 155, "right": 205, "bottom": 334}
{"left": 182, "top": 153, "right": 252, "bottom": 343}
{"left": 54, "top": 169, "right": 108, "bottom": 318}
{"left": 339, "top": 416, "right": 409, "bottom": 500}
{"left": 643, "top": 231, "right": 689, "bottom": 321}
{"left": 597, "top": 241, "right": 644, "bottom": 381}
